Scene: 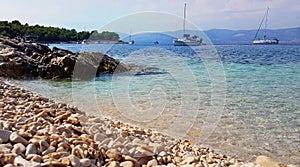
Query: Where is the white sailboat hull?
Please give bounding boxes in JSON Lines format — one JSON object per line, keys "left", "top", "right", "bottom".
{"left": 173, "top": 39, "right": 201, "bottom": 46}
{"left": 253, "top": 39, "right": 279, "bottom": 44}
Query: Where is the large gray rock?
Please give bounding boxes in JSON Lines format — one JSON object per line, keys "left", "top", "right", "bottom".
{"left": 0, "top": 36, "right": 129, "bottom": 79}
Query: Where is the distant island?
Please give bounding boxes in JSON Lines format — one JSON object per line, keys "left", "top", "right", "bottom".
{"left": 118, "top": 27, "right": 300, "bottom": 45}
{"left": 1, "top": 20, "right": 299, "bottom": 45}
{"left": 0, "top": 20, "right": 121, "bottom": 43}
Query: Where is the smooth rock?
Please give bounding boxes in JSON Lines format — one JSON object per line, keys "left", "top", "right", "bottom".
{"left": 147, "top": 159, "right": 158, "bottom": 167}
{"left": 38, "top": 140, "right": 50, "bottom": 153}
{"left": 106, "top": 149, "right": 121, "bottom": 161}
{"left": 108, "top": 161, "right": 120, "bottom": 167}
{"left": 68, "top": 154, "right": 80, "bottom": 167}
{"left": 120, "top": 161, "right": 134, "bottom": 167}
{"left": 0, "top": 130, "right": 12, "bottom": 143}
{"left": 14, "top": 155, "right": 32, "bottom": 167}
{"left": 0, "top": 144, "right": 11, "bottom": 153}
{"left": 42, "top": 146, "right": 56, "bottom": 155}
{"left": 60, "top": 157, "right": 71, "bottom": 165}
{"left": 80, "top": 158, "right": 91, "bottom": 167}
{"left": 136, "top": 146, "right": 153, "bottom": 157}
{"left": 18, "top": 131, "right": 32, "bottom": 139}
{"left": 25, "top": 143, "right": 37, "bottom": 156}
{"left": 12, "top": 143, "right": 26, "bottom": 154}
{"left": 10, "top": 131, "right": 29, "bottom": 145}
{"left": 27, "top": 154, "right": 43, "bottom": 163}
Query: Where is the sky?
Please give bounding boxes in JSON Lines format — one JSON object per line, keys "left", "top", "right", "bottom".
{"left": 1, "top": 0, "right": 299, "bottom": 32}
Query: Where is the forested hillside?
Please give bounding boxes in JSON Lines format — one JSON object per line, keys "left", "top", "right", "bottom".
{"left": 0, "top": 20, "right": 120, "bottom": 43}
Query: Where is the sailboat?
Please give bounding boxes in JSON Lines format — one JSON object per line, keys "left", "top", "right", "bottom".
{"left": 127, "top": 29, "right": 134, "bottom": 45}
{"left": 128, "top": 34, "right": 134, "bottom": 45}
{"left": 253, "top": 7, "right": 279, "bottom": 44}
{"left": 173, "top": 3, "right": 202, "bottom": 46}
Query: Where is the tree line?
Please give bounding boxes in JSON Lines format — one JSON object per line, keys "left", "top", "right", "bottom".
{"left": 0, "top": 20, "right": 120, "bottom": 42}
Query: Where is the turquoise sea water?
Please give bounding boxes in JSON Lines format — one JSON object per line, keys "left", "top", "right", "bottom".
{"left": 10, "top": 44, "right": 300, "bottom": 164}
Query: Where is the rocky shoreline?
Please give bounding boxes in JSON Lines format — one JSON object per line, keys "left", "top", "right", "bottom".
{"left": 0, "top": 36, "right": 297, "bottom": 167}
{"left": 0, "top": 81, "right": 295, "bottom": 167}
{"left": 0, "top": 35, "right": 130, "bottom": 79}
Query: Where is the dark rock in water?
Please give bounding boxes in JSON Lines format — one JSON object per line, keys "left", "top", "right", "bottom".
{"left": 135, "top": 67, "right": 167, "bottom": 76}
{"left": 0, "top": 36, "right": 130, "bottom": 79}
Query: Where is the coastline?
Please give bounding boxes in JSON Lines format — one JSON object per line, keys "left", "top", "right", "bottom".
{"left": 0, "top": 79, "right": 294, "bottom": 167}
{"left": 0, "top": 36, "right": 298, "bottom": 166}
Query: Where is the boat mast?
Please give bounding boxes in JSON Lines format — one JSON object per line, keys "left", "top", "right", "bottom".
{"left": 264, "top": 7, "right": 269, "bottom": 39}
{"left": 253, "top": 7, "right": 268, "bottom": 40}
{"left": 129, "top": 28, "right": 132, "bottom": 42}
{"left": 183, "top": 3, "right": 186, "bottom": 36}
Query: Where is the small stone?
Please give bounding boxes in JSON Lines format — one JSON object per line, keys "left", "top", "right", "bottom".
{"left": 158, "top": 151, "right": 167, "bottom": 157}
{"left": 42, "top": 146, "right": 56, "bottom": 155}
{"left": 10, "top": 132, "right": 29, "bottom": 146}
{"left": 60, "top": 157, "right": 70, "bottom": 165}
{"left": 136, "top": 147, "right": 153, "bottom": 157}
{"left": 18, "top": 131, "right": 32, "bottom": 139}
{"left": 138, "top": 156, "right": 153, "bottom": 165}
{"left": 106, "top": 149, "right": 121, "bottom": 161}
{"left": 108, "top": 161, "right": 120, "bottom": 167}
{"left": 0, "top": 144, "right": 11, "bottom": 153}
{"left": 120, "top": 161, "right": 134, "bottom": 167}
{"left": 12, "top": 143, "right": 26, "bottom": 154}
{"left": 3, "top": 164, "right": 14, "bottom": 167}
{"left": 68, "top": 154, "right": 80, "bottom": 167}
{"left": 0, "top": 130, "right": 12, "bottom": 143}
{"left": 123, "top": 155, "right": 138, "bottom": 163}
{"left": 27, "top": 154, "right": 43, "bottom": 163}
{"left": 26, "top": 144, "right": 37, "bottom": 156}
{"left": 80, "top": 158, "right": 91, "bottom": 167}
{"left": 14, "top": 155, "right": 32, "bottom": 167}
{"left": 147, "top": 159, "right": 158, "bottom": 167}
{"left": 38, "top": 140, "right": 50, "bottom": 153}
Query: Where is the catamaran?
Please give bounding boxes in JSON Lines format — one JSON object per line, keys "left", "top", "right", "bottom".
{"left": 173, "top": 3, "right": 202, "bottom": 46}
{"left": 253, "top": 7, "right": 279, "bottom": 44}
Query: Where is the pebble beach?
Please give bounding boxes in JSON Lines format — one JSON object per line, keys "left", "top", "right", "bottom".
{"left": 0, "top": 80, "right": 296, "bottom": 167}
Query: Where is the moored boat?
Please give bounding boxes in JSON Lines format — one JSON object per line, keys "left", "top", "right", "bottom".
{"left": 173, "top": 34, "right": 202, "bottom": 46}
{"left": 173, "top": 3, "right": 202, "bottom": 46}
{"left": 253, "top": 7, "right": 279, "bottom": 45}
{"left": 253, "top": 38, "right": 279, "bottom": 44}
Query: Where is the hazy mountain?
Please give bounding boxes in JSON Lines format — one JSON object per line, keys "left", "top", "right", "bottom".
{"left": 118, "top": 27, "right": 300, "bottom": 45}
{"left": 204, "top": 27, "right": 300, "bottom": 44}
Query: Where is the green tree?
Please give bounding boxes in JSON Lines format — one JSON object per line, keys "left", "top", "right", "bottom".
{"left": 0, "top": 20, "right": 122, "bottom": 42}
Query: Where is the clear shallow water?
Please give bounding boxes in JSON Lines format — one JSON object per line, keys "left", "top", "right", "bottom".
{"left": 10, "top": 44, "right": 300, "bottom": 164}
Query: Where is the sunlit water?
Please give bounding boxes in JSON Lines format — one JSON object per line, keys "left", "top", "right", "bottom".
{"left": 9, "top": 44, "right": 300, "bottom": 164}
